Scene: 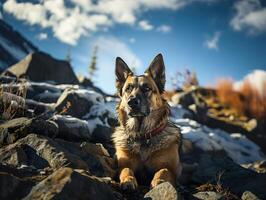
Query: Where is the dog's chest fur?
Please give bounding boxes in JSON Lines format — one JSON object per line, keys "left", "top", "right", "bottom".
{"left": 112, "top": 121, "right": 181, "bottom": 161}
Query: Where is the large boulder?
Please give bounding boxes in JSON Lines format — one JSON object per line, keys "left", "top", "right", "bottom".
{"left": 0, "top": 117, "right": 58, "bottom": 146}
{"left": 51, "top": 115, "right": 92, "bottom": 142}
{"left": 144, "top": 182, "right": 179, "bottom": 200}
{"left": 0, "top": 134, "right": 115, "bottom": 178}
{"left": 2, "top": 52, "right": 78, "bottom": 84}
{"left": 192, "top": 153, "right": 266, "bottom": 199}
{"left": 23, "top": 167, "right": 117, "bottom": 200}
{"left": 0, "top": 134, "right": 88, "bottom": 170}
{"left": 54, "top": 88, "right": 98, "bottom": 118}
{"left": 54, "top": 88, "right": 117, "bottom": 142}
{"left": 0, "top": 172, "right": 34, "bottom": 200}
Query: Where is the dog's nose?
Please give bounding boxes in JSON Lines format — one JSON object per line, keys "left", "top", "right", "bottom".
{"left": 128, "top": 97, "right": 140, "bottom": 109}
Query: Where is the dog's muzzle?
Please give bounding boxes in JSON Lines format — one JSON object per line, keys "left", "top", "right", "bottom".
{"left": 128, "top": 96, "right": 149, "bottom": 117}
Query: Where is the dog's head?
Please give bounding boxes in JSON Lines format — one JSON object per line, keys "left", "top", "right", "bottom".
{"left": 115, "top": 54, "right": 166, "bottom": 119}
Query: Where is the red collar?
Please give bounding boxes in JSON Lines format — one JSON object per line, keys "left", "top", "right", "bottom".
{"left": 141, "top": 122, "right": 167, "bottom": 140}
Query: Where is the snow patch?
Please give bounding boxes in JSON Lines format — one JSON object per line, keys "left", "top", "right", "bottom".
{"left": 173, "top": 118, "right": 265, "bottom": 164}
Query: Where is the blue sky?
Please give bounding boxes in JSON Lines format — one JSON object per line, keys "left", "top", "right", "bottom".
{"left": 1, "top": 0, "right": 266, "bottom": 93}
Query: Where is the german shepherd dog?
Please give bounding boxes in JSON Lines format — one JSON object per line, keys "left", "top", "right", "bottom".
{"left": 112, "top": 54, "right": 182, "bottom": 190}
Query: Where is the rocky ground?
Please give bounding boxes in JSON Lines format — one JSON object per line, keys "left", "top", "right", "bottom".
{"left": 0, "top": 53, "right": 266, "bottom": 200}
{"left": 0, "top": 75, "right": 265, "bottom": 200}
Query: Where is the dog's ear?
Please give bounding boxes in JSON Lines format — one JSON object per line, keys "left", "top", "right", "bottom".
{"left": 145, "top": 53, "right": 165, "bottom": 93}
{"left": 115, "top": 57, "right": 133, "bottom": 95}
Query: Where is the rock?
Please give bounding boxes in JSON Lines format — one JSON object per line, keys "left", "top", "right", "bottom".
{"left": 144, "top": 182, "right": 179, "bottom": 200}
{"left": 0, "top": 92, "right": 30, "bottom": 120}
{"left": 81, "top": 142, "right": 116, "bottom": 178}
{"left": 91, "top": 124, "right": 113, "bottom": 143}
{"left": 192, "top": 152, "right": 266, "bottom": 199}
{"left": 33, "top": 90, "right": 61, "bottom": 103}
{"left": 55, "top": 88, "right": 98, "bottom": 118}
{"left": 25, "top": 99, "right": 54, "bottom": 115}
{"left": 175, "top": 88, "right": 258, "bottom": 134}
{"left": 55, "top": 139, "right": 115, "bottom": 178}
{"left": 193, "top": 191, "right": 223, "bottom": 200}
{"left": 242, "top": 160, "right": 266, "bottom": 173}
{"left": 26, "top": 81, "right": 62, "bottom": 101}
{"left": 0, "top": 145, "right": 28, "bottom": 167}
{"left": 0, "top": 117, "right": 32, "bottom": 146}
{"left": 0, "top": 75, "right": 17, "bottom": 84}
{"left": 0, "top": 163, "right": 40, "bottom": 179}
{"left": 0, "top": 133, "right": 115, "bottom": 177}
{"left": 2, "top": 52, "right": 79, "bottom": 84}
{"left": 81, "top": 142, "right": 110, "bottom": 157}
{"left": 77, "top": 75, "right": 93, "bottom": 87}
{"left": 0, "top": 117, "right": 58, "bottom": 146}
{"left": 51, "top": 115, "right": 92, "bottom": 142}
{"left": 0, "top": 134, "right": 88, "bottom": 170}
{"left": 0, "top": 172, "right": 34, "bottom": 200}
{"left": 54, "top": 88, "right": 116, "bottom": 143}
{"left": 241, "top": 191, "right": 261, "bottom": 200}
{"left": 23, "top": 167, "right": 117, "bottom": 200}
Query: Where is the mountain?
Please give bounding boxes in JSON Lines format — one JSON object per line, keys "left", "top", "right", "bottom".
{"left": 0, "top": 19, "right": 38, "bottom": 72}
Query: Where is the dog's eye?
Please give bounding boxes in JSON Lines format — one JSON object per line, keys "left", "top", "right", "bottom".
{"left": 125, "top": 84, "right": 133, "bottom": 92}
{"left": 143, "top": 86, "right": 151, "bottom": 93}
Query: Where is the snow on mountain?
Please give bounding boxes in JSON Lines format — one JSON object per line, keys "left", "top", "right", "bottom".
{"left": 0, "top": 19, "right": 38, "bottom": 71}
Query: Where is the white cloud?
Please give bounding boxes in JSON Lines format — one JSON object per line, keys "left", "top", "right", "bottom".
{"left": 129, "top": 37, "right": 136, "bottom": 43}
{"left": 234, "top": 69, "right": 266, "bottom": 97}
{"left": 95, "top": 0, "right": 139, "bottom": 25}
{"left": 3, "top": 0, "right": 48, "bottom": 27}
{"left": 204, "top": 31, "right": 221, "bottom": 50}
{"left": 139, "top": 20, "right": 153, "bottom": 31}
{"left": 230, "top": 0, "right": 266, "bottom": 34}
{"left": 92, "top": 35, "right": 141, "bottom": 68}
{"left": 88, "top": 35, "right": 142, "bottom": 93}
{"left": 156, "top": 24, "right": 172, "bottom": 33}
{"left": 3, "top": 0, "right": 220, "bottom": 45}
{"left": 37, "top": 33, "right": 48, "bottom": 40}
{"left": 3, "top": 0, "right": 111, "bottom": 45}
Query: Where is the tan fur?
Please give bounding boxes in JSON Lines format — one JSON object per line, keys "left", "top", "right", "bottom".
{"left": 113, "top": 54, "right": 182, "bottom": 189}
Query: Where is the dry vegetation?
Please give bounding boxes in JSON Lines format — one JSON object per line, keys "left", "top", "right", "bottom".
{"left": 0, "top": 80, "right": 28, "bottom": 120}
{"left": 196, "top": 171, "right": 239, "bottom": 200}
{"left": 216, "top": 78, "right": 266, "bottom": 121}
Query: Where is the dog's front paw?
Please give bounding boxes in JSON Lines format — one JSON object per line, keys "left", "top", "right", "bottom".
{"left": 151, "top": 178, "right": 165, "bottom": 188}
{"left": 120, "top": 176, "right": 138, "bottom": 191}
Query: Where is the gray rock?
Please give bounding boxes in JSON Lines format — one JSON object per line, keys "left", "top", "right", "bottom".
{"left": 0, "top": 134, "right": 88, "bottom": 170}
{"left": 23, "top": 167, "right": 117, "bottom": 200}
{"left": 51, "top": 115, "right": 92, "bottom": 142}
{"left": 0, "top": 172, "right": 33, "bottom": 200}
{"left": 55, "top": 88, "right": 96, "bottom": 118}
{"left": 0, "top": 117, "right": 58, "bottom": 146}
{"left": 242, "top": 191, "right": 261, "bottom": 200}
{"left": 2, "top": 52, "right": 78, "bottom": 84}
{"left": 192, "top": 152, "right": 266, "bottom": 199}
{"left": 193, "top": 191, "right": 223, "bottom": 200}
{"left": 144, "top": 182, "right": 179, "bottom": 200}
{"left": 25, "top": 99, "right": 54, "bottom": 115}
{"left": 0, "top": 134, "right": 115, "bottom": 177}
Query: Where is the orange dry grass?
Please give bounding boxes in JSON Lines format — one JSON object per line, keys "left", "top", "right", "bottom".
{"left": 240, "top": 80, "right": 266, "bottom": 120}
{"left": 216, "top": 79, "right": 245, "bottom": 115}
{"left": 216, "top": 79, "right": 266, "bottom": 120}
{"left": 163, "top": 90, "right": 177, "bottom": 101}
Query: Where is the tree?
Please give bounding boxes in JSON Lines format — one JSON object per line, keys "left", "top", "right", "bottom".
{"left": 88, "top": 46, "right": 98, "bottom": 80}
{"left": 183, "top": 69, "right": 199, "bottom": 90}
{"left": 65, "top": 46, "right": 72, "bottom": 64}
